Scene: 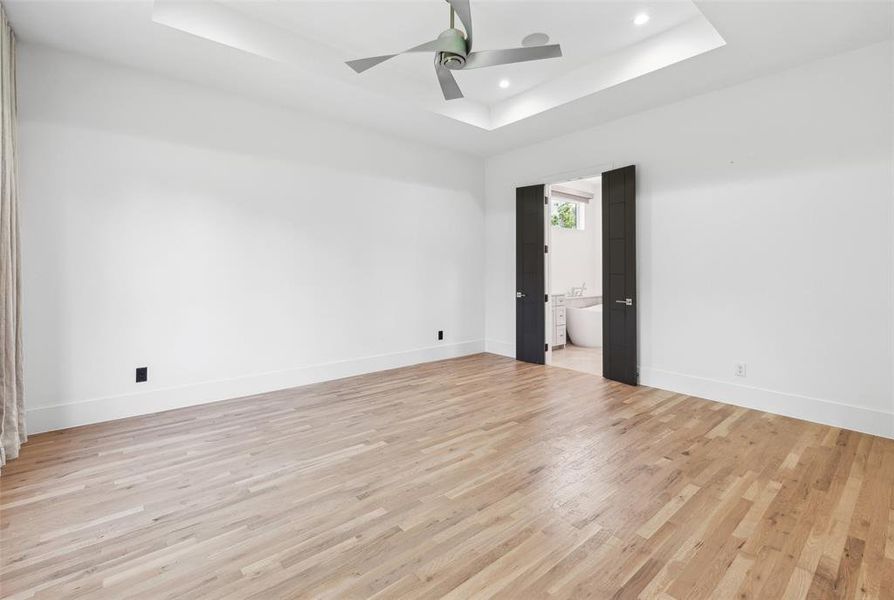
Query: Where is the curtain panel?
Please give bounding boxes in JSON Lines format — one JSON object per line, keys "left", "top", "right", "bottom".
{"left": 0, "top": 3, "right": 24, "bottom": 468}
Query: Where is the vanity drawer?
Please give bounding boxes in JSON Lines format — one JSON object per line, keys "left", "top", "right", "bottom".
{"left": 554, "top": 327, "right": 566, "bottom": 346}
{"left": 552, "top": 295, "right": 566, "bottom": 307}
{"left": 555, "top": 306, "right": 566, "bottom": 325}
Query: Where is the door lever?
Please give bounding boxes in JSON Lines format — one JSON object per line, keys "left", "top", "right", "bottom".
{"left": 615, "top": 298, "right": 633, "bottom": 306}
{"left": 516, "top": 291, "right": 526, "bottom": 298}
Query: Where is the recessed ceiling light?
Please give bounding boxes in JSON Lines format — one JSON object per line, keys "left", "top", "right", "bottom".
{"left": 499, "top": 79, "right": 510, "bottom": 89}
{"left": 634, "top": 13, "right": 650, "bottom": 26}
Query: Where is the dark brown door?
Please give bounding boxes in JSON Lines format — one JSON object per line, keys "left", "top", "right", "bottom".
{"left": 602, "top": 165, "right": 637, "bottom": 384}
{"left": 516, "top": 184, "right": 546, "bottom": 364}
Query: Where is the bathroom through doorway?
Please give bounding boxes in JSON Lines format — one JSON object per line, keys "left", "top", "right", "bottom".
{"left": 546, "top": 176, "right": 604, "bottom": 376}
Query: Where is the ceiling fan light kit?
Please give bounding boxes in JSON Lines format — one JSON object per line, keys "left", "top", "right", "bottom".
{"left": 345, "top": 0, "right": 563, "bottom": 101}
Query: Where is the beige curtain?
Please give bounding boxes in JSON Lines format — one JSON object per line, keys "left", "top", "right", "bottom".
{"left": 0, "top": 4, "right": 24, "bottom": 468}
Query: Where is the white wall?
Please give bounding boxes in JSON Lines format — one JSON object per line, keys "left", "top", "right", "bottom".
{"left": 485, "top": 42, "right": 894, "bottom": 438}
{"left": 17, "top": 41, "right": 894, "bottom": 439}
{"left": 18, "top": 45, "right": 485, "bottom": 433}
{"left": 549, "top": 179, "right": 602, "bottom": 297}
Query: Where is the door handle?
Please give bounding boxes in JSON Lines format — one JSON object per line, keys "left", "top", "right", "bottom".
{"left": 516, "top": 291, "right": 526, "bottom": 298}
{"left": 615, "top": 298, "right": 633, "bottom": 306}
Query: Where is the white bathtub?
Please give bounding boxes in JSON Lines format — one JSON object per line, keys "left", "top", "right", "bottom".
{"left": 566, "top": 304, "right": 603, "bottom": 348}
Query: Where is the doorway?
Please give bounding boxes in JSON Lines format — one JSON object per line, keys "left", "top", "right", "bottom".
{"left": 547, "top": 176, "right": 604, "bottom": 376}
{"left": 514, "top": 165, "right": 637, "bottom": 385}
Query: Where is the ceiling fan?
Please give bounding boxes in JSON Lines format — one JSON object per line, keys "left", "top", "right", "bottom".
{"left": 345, "top": 0, "right": 563, "bottom": 101}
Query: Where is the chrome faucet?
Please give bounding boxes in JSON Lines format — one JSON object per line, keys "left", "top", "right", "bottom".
{"left": 569, "top": 283, "right": 587, "bottom": 297}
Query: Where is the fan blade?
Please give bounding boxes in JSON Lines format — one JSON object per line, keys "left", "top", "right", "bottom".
{"left": 345, "top": 38, "right": 454, "bottom": 73}
{"left": 435, "top": 63, "right": 463, "bottom": 100}
{"left": 464, "top": 44, "right": 562, "bottom": 70}
{"left": 447, "top": 0, "right": 473, "bottom": 50}
{"left": 346, "top": 55, "right": 397, "bottom": 73}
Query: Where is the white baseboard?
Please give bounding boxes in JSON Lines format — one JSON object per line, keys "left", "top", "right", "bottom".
{"left": 483, "top": 342, "right": 893, "bottom": 438}
{"left": 27, "top": 340, "right": 486, "bottom": 434}
{"left": 640, "top": 367, "right": 894, "bottom": 439}
{"left": 485, "top": 339, "right": 515, "bottom": 358}
{"left": 29, "top": 344, "right": 892, "bottom": 440}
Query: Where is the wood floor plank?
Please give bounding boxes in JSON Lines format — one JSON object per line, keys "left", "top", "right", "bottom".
{"left": 1, "top": 353, "right": 893, "bottom": 599}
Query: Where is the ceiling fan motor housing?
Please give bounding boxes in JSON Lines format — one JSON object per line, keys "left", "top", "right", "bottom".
{"left": 437, "top": 28, "right": 468, "bottom": 70}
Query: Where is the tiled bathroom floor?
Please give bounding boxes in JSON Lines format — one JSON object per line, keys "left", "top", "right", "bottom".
{"left": 550, "top": 343, "right": 603, "bottom": 376}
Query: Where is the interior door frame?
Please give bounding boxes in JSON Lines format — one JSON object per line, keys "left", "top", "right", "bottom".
{"left": 519, "top": 163, "right": 613, "bottom": 366}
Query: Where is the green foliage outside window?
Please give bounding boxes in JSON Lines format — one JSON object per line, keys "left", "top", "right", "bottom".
{"left": 551, "top": 202, "right": 577, "bottom": 229}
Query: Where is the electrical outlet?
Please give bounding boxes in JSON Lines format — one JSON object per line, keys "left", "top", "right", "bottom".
{"left": 136, "top": 367, "right": 148, "bottom": 383}
{"left": 438, "top": 330, "right": 444, "bottom": 341}
{"left": 735, "top": 363, "right": 746, "bottom": 377}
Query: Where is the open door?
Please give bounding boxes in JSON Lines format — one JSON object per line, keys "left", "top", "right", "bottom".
{"left": 602, "top": 165, "right": 637, "bottom": 384}
{"left": 516, "top": 184, "right": 546, "bottom": 364}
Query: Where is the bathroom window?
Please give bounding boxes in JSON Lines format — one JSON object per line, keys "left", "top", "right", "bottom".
{"left": 550, "top": 200, "right": 585, "bottom": 230}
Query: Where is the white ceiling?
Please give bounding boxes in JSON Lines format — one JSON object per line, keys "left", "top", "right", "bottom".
{"left": 552, "top": 175, "right": 601, "bottom": 197}
{"left": 4, "top": 1, "right": 893, "bottom": 156}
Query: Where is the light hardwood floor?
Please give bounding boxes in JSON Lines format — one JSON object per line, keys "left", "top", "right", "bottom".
{"left": 2, "top": 353, "right": 893, "bottom": 599}
{"left": 551, "top": 344, "right": 603, "bottom": 377}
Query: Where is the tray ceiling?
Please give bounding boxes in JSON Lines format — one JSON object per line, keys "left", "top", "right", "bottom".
{"left": 153, "top": 1, "right": 725, "bottom": 130}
